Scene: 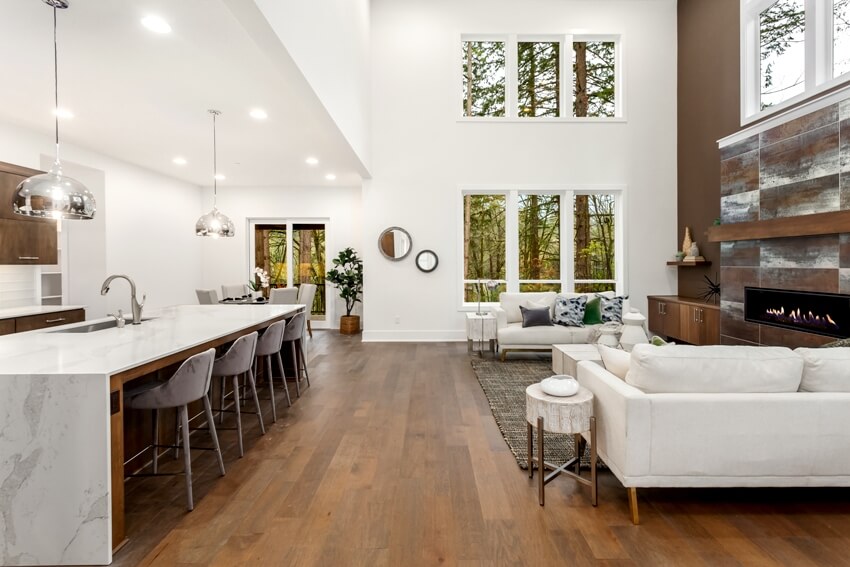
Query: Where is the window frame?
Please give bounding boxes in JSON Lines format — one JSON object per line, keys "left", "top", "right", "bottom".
{"left": 457, "top": 185, "right": 626, "bottom": 311}
{"left": 459, "top": 33, "right": 625, "bottom": 122}
{"left": 740, "top": 0, "right": 850, "bottom": 124}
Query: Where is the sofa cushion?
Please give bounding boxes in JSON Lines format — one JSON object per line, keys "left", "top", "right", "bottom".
{"left": 519, "top": 305, "right": 552, "bottom": 327}
{"left": 553, "top": 295, "right": 586, "bottom": 327}
{"left": 625, "top": 344, "right": 803, "bottom": 393}
{"left": 498, "top": 322, "right": 594, "bottom": 345}
{"left": 583, "top": 296, "right": 603, "bottom": 325}
{"left": 499, "top": 292, "right": 556, "bottom": 324}
{"left": 795, "top": 347, "right": 850, "bottom": 392}
{"left": 598, "top": 294, "right": 626, "bottom": 323}
{"left": 598, "top": 344, "right": 629, "bottom": 380}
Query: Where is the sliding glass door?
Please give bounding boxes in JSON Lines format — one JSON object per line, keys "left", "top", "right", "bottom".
{"left": 253, "top": 221, "right": 327, "bottom": 322}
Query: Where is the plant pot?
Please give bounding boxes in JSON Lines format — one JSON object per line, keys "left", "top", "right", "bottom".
{"left": 339, "top": 315, "right": 361, "bottom": 335}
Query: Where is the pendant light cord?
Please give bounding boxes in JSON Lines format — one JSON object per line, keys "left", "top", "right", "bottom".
{"left": 212, "top": 111, "right": 218, "bottom": 208}
{"left": 53, "top": 5, "right": 60, "bottom": 162}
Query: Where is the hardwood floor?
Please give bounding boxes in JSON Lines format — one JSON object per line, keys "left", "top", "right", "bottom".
{"left": 114, "top": 332, "right": 850, "bottom": 566}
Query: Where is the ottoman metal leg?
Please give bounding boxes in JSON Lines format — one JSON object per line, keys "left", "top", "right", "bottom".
{"left": 527, "top": 422, "right": 534, "bottom": 478}
{"left": 591, "top": 416, "right": 598, "bottom": 506}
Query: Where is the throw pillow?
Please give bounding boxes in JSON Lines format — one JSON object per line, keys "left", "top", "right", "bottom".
{"left": 820, "top": 337, "right": 850, "bottom": 348}
{"left": 598, "top": 344, "right": 630, "bottom": 380}
{"left": 597, "top": 294, "right": 627, "bottom": 323}
{"left": 650, "top": 335, "right": 675, "bottom": 346}
{"left": 583, "top": 296, "right": 603, "bottom": 325}
{"left": 519, "top": 305, "right": 552, "bottom": 328}
{"left": 553, "top": 295, "right": 587, "bottom": 327}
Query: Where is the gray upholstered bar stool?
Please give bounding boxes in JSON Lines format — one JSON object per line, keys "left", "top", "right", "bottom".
{"left": 213, "top": 331, "right": 265, "bottom": 457}
{"left": 254, "top": 319, "right": 290, "bottom": 423}
{"left": 282, "top": 312, "right": 310, "bottom": 397}
{"left": 124, "top": 348, "right": 225, "bottom": 511}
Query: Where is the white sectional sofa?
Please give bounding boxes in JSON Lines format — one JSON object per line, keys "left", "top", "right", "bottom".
{"left": 492, "top": 291, "right": 627, "bottom": 360}
{"left": 577, "top": 343, "right": 850, "bottom": 524}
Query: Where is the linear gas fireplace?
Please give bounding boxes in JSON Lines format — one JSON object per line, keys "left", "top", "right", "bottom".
{"left": 744, "top": 287, "right": 850, "bottom": 339}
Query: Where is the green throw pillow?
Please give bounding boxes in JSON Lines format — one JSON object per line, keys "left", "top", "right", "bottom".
{"left": 583, "top": 297, "right": 603, "bottom": 325}
{"left": 650, "top": 335, "right": 674, "bottom": 346}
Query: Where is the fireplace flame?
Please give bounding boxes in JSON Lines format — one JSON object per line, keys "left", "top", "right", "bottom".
{"left": 764, "top": 306, "right": 839, "bottom": 331}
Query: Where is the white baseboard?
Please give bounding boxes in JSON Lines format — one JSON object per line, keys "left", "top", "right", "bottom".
{"left": 361, "top": 330, "right": 467, "bottom": 342}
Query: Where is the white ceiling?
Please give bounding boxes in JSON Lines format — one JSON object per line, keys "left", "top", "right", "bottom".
{"left": 0, "top": 0, "right": 366, "bottom": 187}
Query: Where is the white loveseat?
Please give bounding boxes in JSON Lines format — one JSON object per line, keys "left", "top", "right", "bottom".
{"left": 492, "top": 291, "right": 628, "bottom": 360}
{"left": 577, "top": 343, "right": 850, "bottom": 524}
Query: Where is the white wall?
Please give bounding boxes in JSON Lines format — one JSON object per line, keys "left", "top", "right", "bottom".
{"left": 364, "top": 0, "right": 678, "bottom": 341}
{"left": 254, "top": 0, "right": 371, "bottom": 170}
{"left": 198, "top": 185, "right": 363, "bottom": 326}
{"left": 0, "top": 120, "right": 204, "bottom": 318}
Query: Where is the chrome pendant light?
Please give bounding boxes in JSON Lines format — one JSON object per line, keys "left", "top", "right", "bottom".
{"left": 195, "top": 110, "right": 234, "bottom": 238}
{"left": 13, "top": 0, "right": 95, "bottom": 220}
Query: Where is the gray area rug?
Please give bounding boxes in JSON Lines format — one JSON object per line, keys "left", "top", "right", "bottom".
{"left": 470, "top": 357, "right": 592, "bottom": 470}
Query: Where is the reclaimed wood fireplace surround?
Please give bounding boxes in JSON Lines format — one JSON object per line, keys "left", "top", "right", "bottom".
{"left": 711, "top": 95, "right": 850, "bottom": 347}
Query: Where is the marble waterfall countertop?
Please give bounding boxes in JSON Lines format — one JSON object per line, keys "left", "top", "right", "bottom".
{"left": 0, "top": 303, "right": 303, "bottom": 566}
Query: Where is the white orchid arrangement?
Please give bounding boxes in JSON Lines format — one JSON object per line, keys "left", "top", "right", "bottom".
{"left": 248, "top": 266, "right": 270, "bottom": 291}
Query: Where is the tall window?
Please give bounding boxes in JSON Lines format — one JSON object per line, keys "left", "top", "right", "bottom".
{"left": 759, "top": 0, "right": 805, "bottom": 109}
{"left": 518, "top": 42, "right": 561, "bottom": 117}
{"left": 463, "top": 194, "right": 506, "bottom": 301}
{"left": 461, "top": 34, "right": 620, "bottom": 119}
{"left": 254, "top": 222, "right": 327, "bottom": 319}
{"left": 460, "top": 189, "right": 622, "bottom": 305}
{"left": 741, "top": 0, "right": 850, "bottom": 122}
{"left": 573, "top": 41, "right": 616, "bottom": 117}
{"left": 462, "top": 41, "right": 506, "bottom": 117}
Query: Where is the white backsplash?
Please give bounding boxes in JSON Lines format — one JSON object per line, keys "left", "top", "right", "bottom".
{"left": 0, "top": 265, "right": 38, "bottom": 308}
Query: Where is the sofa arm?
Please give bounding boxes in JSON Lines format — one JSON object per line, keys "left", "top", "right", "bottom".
{"left": 491, "top": 305, "right": 508, "bottom": 329}
{"left": 576, "top": 361, "right": 651, "bottom": 483}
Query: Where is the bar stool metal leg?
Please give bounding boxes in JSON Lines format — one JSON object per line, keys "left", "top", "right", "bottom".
{"left": 247, "top": 368, "right": 265, "bottom": 434}
{"left": 203, "top": 394, "right": 226, "bottom": 476}
{"left": 152, "top": 408, "right": 160, "bottom": 474}
{"left": 276, "top": 351, "right": 292, "bottom": 407}
{"left": 179, "top": 405, "right": 194, "bottom": 511}
{"left": 265, "top": 355, "right": 277, "bottom": 422}
{"left": 233, "top": 374, "right": 244, "bottom": 457}
{"left": 298, "top": 340, "right": 310, "bottom": 388}
{"left": 290, "top": 342, "right": 301, "bottom": 397}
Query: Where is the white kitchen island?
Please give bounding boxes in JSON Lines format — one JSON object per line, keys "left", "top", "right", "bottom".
{"left": 0, "top": 304, "right": 302, "bottom": 566}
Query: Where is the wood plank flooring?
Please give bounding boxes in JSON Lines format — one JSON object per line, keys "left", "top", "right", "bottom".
{"left": 114, "top": 332, "right": 850, "bottom": 566}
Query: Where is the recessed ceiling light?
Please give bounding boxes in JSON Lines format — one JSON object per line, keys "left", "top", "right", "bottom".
{"left": 141, "top": 15, "right": 171, "bottom": 34}
{"left": 214, "top": 173, "right": 226, "bottom": 181}
{"left": 53, "top": 107, "right": 74, "bottom": 119}
{"left": 325, "top": 173, "right": 336, "bottom": 181}
{"left": 305, "top": 157, "right": 319, "bottom": 166}
{"left": 172, "top": 156, "right": 187, "bottom": 165}
{"left": 249, "top": 108, "right": 268, "bottom": 120}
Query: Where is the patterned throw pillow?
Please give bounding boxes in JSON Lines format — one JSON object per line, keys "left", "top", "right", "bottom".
{"left": 553, "top": 295, "right": 587, "bottom": 327}
{"left": 821, "top": 337, "right": 850, "bottom": 348}
{"left": 519, "top": 305, "right": 552, "bottom": 328}
{"left": 597, "top": 294, "right": 626, "bottom": 323}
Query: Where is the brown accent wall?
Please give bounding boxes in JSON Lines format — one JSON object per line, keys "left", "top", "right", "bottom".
{"left": 677, "top": 0, "right": 740, "bottom": 298}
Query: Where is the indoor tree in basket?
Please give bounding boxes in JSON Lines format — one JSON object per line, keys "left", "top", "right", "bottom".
{"left": 327, "top": 247, "right": 363, "bottom": 334}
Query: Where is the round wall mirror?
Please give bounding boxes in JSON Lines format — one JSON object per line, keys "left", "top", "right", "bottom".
{"left": 415, "top": 250, "right": 439, "bottom": 273}
{"left": 378, "top": 226, "right": 412, "bottom": 261}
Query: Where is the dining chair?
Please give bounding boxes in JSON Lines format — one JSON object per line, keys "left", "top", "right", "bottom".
{"left": 296, "top": 284, "right": 317, "bottom": 337}
{"left": 269, "top": 287, "right": 298, "bottom": 304}
{"left": 221, "top": 284, "right": 249, "bottom": 299}
{"left": 196, "top": 289, "right": 219, "bottom": 304}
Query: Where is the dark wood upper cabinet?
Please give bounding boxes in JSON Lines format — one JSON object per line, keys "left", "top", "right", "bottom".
{"left": 0, "top": 161, "right": 58, "bottom": 265}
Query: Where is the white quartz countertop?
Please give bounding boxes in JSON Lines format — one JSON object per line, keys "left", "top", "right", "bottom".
{"left": 0, "top": 304, "right": 302, "bottom": 376}
{"left": 0, "top": 304, "right": 86, "bottom": 320}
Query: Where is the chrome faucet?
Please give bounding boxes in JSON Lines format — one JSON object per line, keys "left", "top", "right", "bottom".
{"left": 100, "top": 275, "right": 146, "bottom": 325}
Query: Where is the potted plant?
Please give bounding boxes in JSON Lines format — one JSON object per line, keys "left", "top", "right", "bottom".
{"left": 326, "top": 247, "right": 363, "bottom": 334}
{"left": 248, "top": 266, "right": 270, "bottom": 299}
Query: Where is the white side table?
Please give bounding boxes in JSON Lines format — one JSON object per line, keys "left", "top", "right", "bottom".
{"left": 466, "top": 312, "right": 496, "bottom": 354}
{"left": 525, "top": 383, "right": 597, "bottom": 506}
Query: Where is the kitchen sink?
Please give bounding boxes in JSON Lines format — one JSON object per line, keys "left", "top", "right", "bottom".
{"left": 49, "top": 317, "right": 157, "bottom": 333}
